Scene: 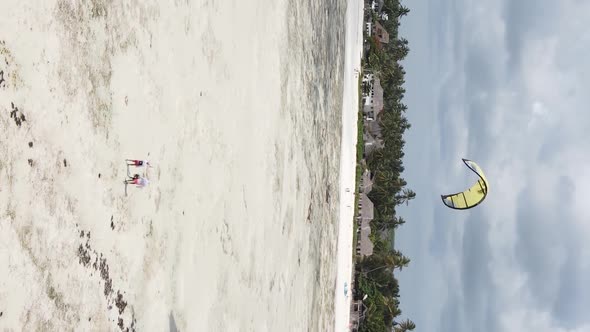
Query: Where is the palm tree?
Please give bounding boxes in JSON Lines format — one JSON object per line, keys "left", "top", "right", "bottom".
{"left": 394, "top": 255, "right": 411, "bottom": 271}
{"left": 362, "top": 252, "right": 395, "bottom": 275}
{"left": 375, "top": 201, "right": 395, "bottom": 218}
{"left": 375, "top": 215, "right": 405, "bottom": 232}
{"left": 368, "top": 183, "right": 393, "bottom": 207}
{"left": 374, "top": 169, "right": 396, "bottom": 185}
{"left": 395, "top": 188, "right": 416, "bottom": 206}
{"left": 399, "top": 6, "right": 410, "bottom": 17}
{"left": 382, "top": 296, "right": 402, "bottom": 325}
{"left": 394, "top": 319, "right": 416, "bottom": 332}
{"left": 363, "top": 248, "right": 410, "bottom": 276}
{"left": 393, "top": 216, "right": 406, "bottom": 228}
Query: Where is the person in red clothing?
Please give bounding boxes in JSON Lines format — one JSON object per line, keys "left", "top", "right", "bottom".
{"left": 125, "top": 174, "right": 149, "bottom": 188}
{"left": 126, "top": 159, "right": 151, "bottom": 167}
{"left": 126, "top": 159, "right": 153, "bottom": 178}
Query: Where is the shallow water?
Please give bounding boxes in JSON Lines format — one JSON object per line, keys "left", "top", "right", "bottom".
{"left": 283, "top": 0, "right": 348, "bottom": 329}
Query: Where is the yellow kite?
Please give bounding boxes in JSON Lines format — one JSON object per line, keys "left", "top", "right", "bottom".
{"left": 441, "top": 159, "right": 489, "bottom": 210}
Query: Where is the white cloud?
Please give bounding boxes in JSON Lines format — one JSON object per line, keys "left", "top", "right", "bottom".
{"left": 500, "top": 307, "right": 590, "bottom": 332}
{"left": 398, "top": 0, "right": 590, "bottom": 331}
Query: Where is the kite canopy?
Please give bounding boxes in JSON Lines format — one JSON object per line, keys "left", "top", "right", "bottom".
{"left": 441, "top": 159, "right": 489, "bottom": 210}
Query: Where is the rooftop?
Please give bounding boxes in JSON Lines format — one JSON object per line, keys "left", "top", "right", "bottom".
{"left": 359, "top": 193, "right": 374, "bottom": 257}
{"left": 373, "top": 21, "right": 390, "bottom": 44}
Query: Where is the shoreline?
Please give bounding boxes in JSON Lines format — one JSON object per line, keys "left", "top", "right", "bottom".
{"left": 333, "top": 0, "right": 365, "bottom": 330}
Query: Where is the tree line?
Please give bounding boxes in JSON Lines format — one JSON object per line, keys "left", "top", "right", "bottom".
{"left": 356, "top": 1, "right": 416, "bottom": 331}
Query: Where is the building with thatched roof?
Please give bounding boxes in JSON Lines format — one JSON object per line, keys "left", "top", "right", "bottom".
{"left": 363, "top": 77, "right": 383, "bottom": 121}
{"left": 359, "top": 195, "right": 374, "bottom": 257}
{"left": 372, "top": 21, "right": 390, "bottom": 44}
{"left": 350, "top": 299, "right": 368, "bottom": 332}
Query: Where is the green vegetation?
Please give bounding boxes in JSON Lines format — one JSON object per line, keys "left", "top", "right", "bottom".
{"left": 355, "top": 1, "right": 416, "bottom": 331}
{"left": 356, "top": 74, "right": 366, "bottom": 165}
{"left": 353, "top": 70, "right": 366, "bottom": 259}
{"left": 353, "top": 108, "right": 364, "bottom": 257}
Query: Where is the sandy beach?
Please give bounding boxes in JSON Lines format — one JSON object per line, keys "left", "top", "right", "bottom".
{"left": 0, "top": 0, "right": 363, "bottom": 331}
{"left": 333, "top": 0, "right": 365, "bottom": 331}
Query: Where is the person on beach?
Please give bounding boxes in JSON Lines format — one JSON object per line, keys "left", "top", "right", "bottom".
{"left": 126, "top": 159, "right": 152, "bottom": 178}
{"left": 126, "top": 159, "right": 151, "bottom": 168}
{"left": 125, "top": 174, "right": 149, "bottom": 188}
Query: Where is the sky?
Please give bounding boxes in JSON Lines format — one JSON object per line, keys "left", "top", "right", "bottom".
{"left": 394, "top": 1, "right": 590, "bottom": 331}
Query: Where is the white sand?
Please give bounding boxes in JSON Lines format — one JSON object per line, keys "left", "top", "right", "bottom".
{"left": 0, "top": 0, "right": 364, "bottom": 331}
{"left": 333, "top": 0, "right": 365, "bottom": 331}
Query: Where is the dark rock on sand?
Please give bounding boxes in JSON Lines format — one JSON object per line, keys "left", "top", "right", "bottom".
{"left": 78, "top": 244, "right": 91, "bottom": 267}
{"left": 115, "top": 291, "right": 127, "bottom": 314}
{"left": 9, "top": 103, "right": 25, "bottom": 127}
{"left": 76, "top": 229, "right": 136, "bottom": 331}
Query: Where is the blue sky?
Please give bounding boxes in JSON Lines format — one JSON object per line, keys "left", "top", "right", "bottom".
{"left": 394, "top": 1, "right": 590, "bottom": 331}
